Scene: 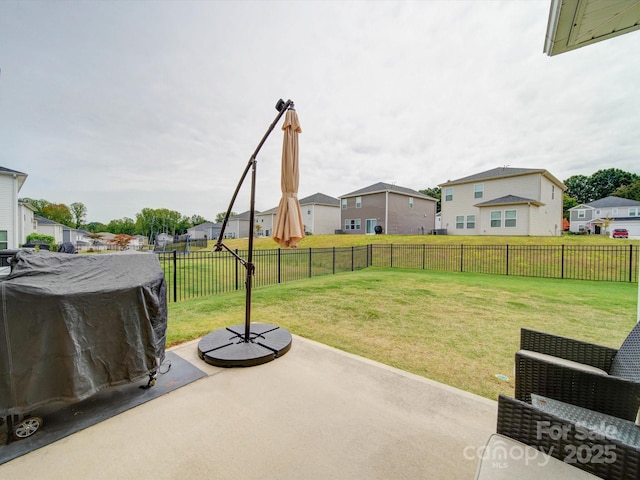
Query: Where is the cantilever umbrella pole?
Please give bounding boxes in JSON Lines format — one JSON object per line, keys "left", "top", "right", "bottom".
{"left": 198, "top": 99, "right": 295, "bottom": 367}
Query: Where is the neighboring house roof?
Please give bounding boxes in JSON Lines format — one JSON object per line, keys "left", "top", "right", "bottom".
{"left": 1, "top": 166, "right": 28, "bottom": 191}
{"left": 18, "top": 200, "right": 37, "bottom": 212}
{"left": 474, "top": 194, "right": 543, "bottom": 207}
{"left": 299, "top": 193, "right": 340, "bottom": 206}
{"left": 190, "top": 222, "right": 221, "bottom": 230}
{"left": 573, "top": 195, "right": 640, "bottom": 209}
{"left": 230, "top": 210, "right": 257, "bottom": 220}
{"left": 341, "top": 182, "right": 435, "bottom": 200}
{"left": 439, "top": 167, "right": 565, "bottom": 189}
{"left": 35, "top": 215, "right": 65, "bottom": 227}
{"left": 257, "top": 207, "right": 279, "bottom": 215}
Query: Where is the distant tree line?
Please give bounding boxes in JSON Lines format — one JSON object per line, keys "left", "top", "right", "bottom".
{"left": 421, "top": 168, "right": 640, "bottom": 219}
{"left": 18, "top": 198, "right": 210, "bottom": 239}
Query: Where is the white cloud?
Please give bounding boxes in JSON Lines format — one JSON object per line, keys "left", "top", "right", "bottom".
{"left": 2, "top": 0, "right": 639, "bottom": 223}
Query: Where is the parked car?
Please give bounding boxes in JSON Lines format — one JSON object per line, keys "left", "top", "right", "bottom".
{"left": 612, "top": 228, "right": 629, "bottom": 238}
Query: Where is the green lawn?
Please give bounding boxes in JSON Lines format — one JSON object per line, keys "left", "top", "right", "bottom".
{"left": 167, "top": 267, "right": 638, "bottom": 401}
{"left": 202, "top": 232, "right": 638, "bottom": 250}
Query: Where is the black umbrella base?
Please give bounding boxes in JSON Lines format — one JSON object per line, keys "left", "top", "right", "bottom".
{"left": 197, "top": 323, "right": 292, "bottom": 367}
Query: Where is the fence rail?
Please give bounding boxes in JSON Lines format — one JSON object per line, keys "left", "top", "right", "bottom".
{"left": 156, "top": 244, "right": 638, "bottom": 302}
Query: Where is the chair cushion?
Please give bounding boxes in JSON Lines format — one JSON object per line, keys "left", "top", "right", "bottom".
{"left": 474, "top": 434, "right": 600, "bottom": 479}
{"left": 518, "top": 350, "right": 608, "bottom": 376}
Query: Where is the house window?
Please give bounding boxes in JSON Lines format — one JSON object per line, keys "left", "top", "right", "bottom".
{"left": 490, "top": 211, "right": 501, "bottom": 228}
{"left": 456, "top": 215, "right": 464, "bottom": 229}
{"left": 409, "top": 197, "right": 414, "bottom": 209}
{"left": 355, "top": 196, "right": 362, "bottom": 208}
{"left": 344, "top": 219, "right": 361, "bottom": 230}
{"left": 444, "top": 187, "right": 453, "bottom": 201}
{"left": 0, "top": 231, "right": 6, "bottom": 250}
{"left": 505, "top": 210, "right": 517, "bottom": 227}
{"left": 630, "top": 208, "right": 639, "bottom": 217}
{"left": 307, "top": 209, "right": 311, "bottom": 215}
{"left": 578, "top": 210, "right": 585, "bottom": 219}
{"left": 595, "top": 209, "right": 601, "bottom": 215}
{"left": 466, "top": 215, "right": 476, "bottom": 229}
{"left": 474, "top": 184, "right": 483, "bottom": 199}
{"left": 341, "top": 199, "right": 347, "bottom": 210}
{"left": 551, "top": 185, "right": 555, "bottom": 200}
{"left": 612, "top": 208, "right": 618, "bottom": 214}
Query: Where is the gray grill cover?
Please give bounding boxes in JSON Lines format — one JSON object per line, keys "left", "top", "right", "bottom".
{"left": 0, "top": 250, "right": 167, "bottom": 416}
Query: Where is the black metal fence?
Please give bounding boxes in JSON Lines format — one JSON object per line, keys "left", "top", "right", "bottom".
{"left": 157, "top": 244, "right": 638, "bottom": 302}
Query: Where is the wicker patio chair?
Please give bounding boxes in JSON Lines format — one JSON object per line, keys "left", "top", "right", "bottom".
{"left": 515, "top": 325, "right": 640, "bottom": 421}
{"left": 496, "top": 394, "right": 640, "bottom": 480}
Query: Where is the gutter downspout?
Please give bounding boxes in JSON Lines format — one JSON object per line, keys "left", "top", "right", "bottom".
{"left": 385, "top": 190, "right": 389, "bottom": 234}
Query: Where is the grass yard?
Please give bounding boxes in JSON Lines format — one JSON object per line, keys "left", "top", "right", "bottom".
{"left": 167, "top": 267, "right": 638, "bottom": 401}
{"left": 202, "top": 232, "right": 638, "bottom": 250}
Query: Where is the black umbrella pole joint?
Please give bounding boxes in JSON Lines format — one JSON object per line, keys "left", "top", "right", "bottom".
{"left": 198, "top": 99, "right": 294, "bottom": 367}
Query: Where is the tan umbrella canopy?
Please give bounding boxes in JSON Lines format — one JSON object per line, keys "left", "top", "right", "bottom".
{"left": 273, "top": 108, "right": 304, "bottom": 248}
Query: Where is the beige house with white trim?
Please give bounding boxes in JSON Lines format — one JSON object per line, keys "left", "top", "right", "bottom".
{"left": 439, "top": 167, "right": 566, "bottom": 236}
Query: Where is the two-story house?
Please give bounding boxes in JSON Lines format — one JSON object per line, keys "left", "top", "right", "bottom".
{"left": 339, "top": 183, "right": 437, "bottom": 235}
{"left": 439, "top": 167, "right": 566, "bottom": 236}
{"left": 256, "top": 193, "right": 340, "bottom": 237}
{"left": 188, "top": 222, "right": 222, "bottom": 241}
{"left": 1, "top": 166, "right": 29, "bottom": 249}
{"left": 569, "top": 196, "right": 640, "bottom": 236}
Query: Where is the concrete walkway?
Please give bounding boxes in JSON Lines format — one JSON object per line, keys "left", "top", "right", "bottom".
{"left": 0, "top": 335, "right": 497, "bottom": 479}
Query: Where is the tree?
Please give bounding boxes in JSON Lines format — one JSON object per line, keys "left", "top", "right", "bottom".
{"left": 190, "top": 214, "right": 209, "bottom": 225}
{"left": 86, "top": 232, "right": 104, "bottom": 245}
{"left": 588, "top": 168, "right": 639, "bottom": 201}
{"left": 69, "top": 202, "right": 87, "bottom": 229}
{"left": 419, "top": 187, "right": 441, "bottom": 212}
{"left": 41, "top": 203, "right": 74, "bottom": 226}
{"left": 563, "top": 175, "right": 592, "bottom": 204}
{"left": 107, "top": 217, "right": 136, "bottom": 235}
{"left": 85, "top": 222, "right": 108, "bottom": 233}
{"left": 109, "top": 234, "right": 135, "bottom": 251}
{"left": 215, "top": 211, "right": 236, "bottom": 223}
{"left": 18, "top": 198, "right": 50, "bottom": 216}
{"left": 612, "top": 179, "right": 640, "bottom": 202}
{"left": 563, "top": 193, "right": 578, "bottom": 220}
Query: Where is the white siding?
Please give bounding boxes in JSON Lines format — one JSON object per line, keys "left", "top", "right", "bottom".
{"left": 0, "top": 175, "right": 18, "bottom": 248}
{"left": 305, "top": 204, "right": 340, "bottom": 234}
{"left": 441, "top": 172, "right": 564, "bottom": 236}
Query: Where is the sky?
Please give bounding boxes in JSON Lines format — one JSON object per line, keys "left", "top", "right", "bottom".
{"left": 2, "top": 0, "right": 639, "bottom": 224}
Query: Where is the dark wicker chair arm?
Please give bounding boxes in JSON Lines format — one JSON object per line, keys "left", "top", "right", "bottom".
{"left": 520, "top": 328, "right": 618, "bottom": 371}
{"left": 515, "top": 351, "right": 640, "bottom": 421}
{"left": 497, "top": 395, "right": 640, "bottom": 480}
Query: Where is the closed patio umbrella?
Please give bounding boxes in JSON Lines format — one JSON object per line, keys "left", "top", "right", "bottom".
{"left": 273, "top": 108, "right": 304, "bottom": 248}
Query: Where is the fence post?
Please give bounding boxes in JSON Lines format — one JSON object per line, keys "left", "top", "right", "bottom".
{"left": 390, "top": 244, "right": 393, "bottom": 268}
{"left": 561, "top": 244, "right": 565, "bottom": 279}
{"left": 332, "top": 247, "right": 336, "bottom": 274}
{"left": 351, "top": 246, "right": 354, "bottom": 272}
{"left": 630, "top": 244, "right": 634, "bottom": 283}
{"left": 278, "top": 248, "right": 282, "bottom": 284}
{"left": 422, "top": 243, "right": 426, "bottom": 270}
{"left": 235, "top": 249, "right": 239, "bottom": 290}
{"left": 460, "top": 244, "right": 464, "bottom": 272}
{"left": 308, "top": 247, "right": 312, "bottom": 278}
{"left": 506, "top": 244, "right": 509, "bottom": 276}
{"left": 173, "top": 250, "right": 177, "bottom": 302}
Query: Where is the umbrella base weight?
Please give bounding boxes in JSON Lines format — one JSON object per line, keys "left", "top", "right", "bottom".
{"left": 197, "top": 323, "right": 292, "bottom": 367}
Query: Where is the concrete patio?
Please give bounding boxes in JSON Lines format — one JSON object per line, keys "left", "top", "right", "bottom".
{"left": 0, "top": 335, "right": 497, "bottom": 479}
